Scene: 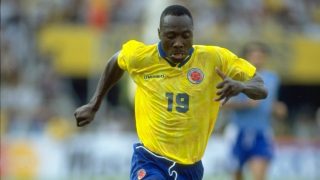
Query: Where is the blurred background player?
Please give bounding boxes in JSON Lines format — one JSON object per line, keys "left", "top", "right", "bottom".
{"left": 223, "top": 42, "right": 287, "bottom": 180}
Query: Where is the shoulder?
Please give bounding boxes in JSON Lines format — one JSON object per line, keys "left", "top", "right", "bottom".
{"left": 121, "top": 40, "right": 148, "bottom": 53}
{"left": 193, "top": 45, "right": 221, "bottom": 53}
{"left": 120, "top": 40, "right": 157, "bottom": 60}
{"left": 118, "top": 40, "right": 158, "bottom": 71}
{"left": 122, "top": 40, "right": 145, "bottom": 49}
{"left": 193, "top": 45, "right": 222, "bottom": 60}
{"left": 194, "top": 45, "right": 235, "bottom": 58}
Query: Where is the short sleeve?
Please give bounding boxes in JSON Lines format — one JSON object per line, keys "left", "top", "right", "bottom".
{"left": 117, "top": 40, "right": 145, "bottom": 71}
{"left": 219, "top": 48, "right": 256, "bottom": 81}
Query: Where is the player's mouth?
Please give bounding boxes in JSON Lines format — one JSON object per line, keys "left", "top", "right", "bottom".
{"left": 170, "top": 52, "right": 186, "bottom": 61}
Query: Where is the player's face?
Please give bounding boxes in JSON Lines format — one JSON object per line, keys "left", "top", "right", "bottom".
{"left": 247, "top": 50, "right": 266, "bottom": 70}
{"left": 158, "top": 15, "right": 193, "bottom": 63}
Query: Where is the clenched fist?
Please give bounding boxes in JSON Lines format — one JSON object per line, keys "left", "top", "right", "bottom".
{"left": 74, "top": 104, "right": 97, "bottom": 127}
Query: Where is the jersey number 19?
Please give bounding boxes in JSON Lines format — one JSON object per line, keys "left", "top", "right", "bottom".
{"left": 165, "top": 92, "right": 189, "bottom": 113}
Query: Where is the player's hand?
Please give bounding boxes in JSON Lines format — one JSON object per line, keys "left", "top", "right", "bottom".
{"left": 214, "top": 67, "right": 245, "bottom": 105}
{"left": 74, "top": 104, "right": 96, "bottom": 127}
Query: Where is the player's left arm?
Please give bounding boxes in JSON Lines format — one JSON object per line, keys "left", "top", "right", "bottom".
{"left": 215, "top": 68, "right": 268, "bottom": 105}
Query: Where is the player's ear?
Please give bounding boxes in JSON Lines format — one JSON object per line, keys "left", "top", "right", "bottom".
{"left": 158, "top": 28, "right": 161, "bottom": 39}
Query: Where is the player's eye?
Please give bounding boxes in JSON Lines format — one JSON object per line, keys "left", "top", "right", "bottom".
{"left": 182, "top": 32, "right": 191, "bottom": 39}
{"left": 166, "top": 33, "right": 175, "bottom": 39}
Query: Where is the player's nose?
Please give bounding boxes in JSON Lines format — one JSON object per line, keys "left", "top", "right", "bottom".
{"left": 173, "top": 38, "right": 184, "bottom": 49}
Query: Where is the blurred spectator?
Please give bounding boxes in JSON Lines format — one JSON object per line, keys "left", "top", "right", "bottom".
{"left": 293, "top": 106, "right": 320, "bottom": 139}
{"left": 0, "top": 52, "right": 42, "bottom": 134}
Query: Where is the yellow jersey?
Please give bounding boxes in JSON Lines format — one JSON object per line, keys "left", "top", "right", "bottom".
{"left": 117, "top": 40, "right": 255, "bottom": 164}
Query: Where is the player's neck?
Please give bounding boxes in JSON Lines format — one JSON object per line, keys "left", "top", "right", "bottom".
{"left": 157, "top": 42, "right": 194, "bottom": 67}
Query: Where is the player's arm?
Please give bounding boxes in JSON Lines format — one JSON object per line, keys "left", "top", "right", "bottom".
{"left": 215, "top": 68, "right": 267, "bottom": 105}
{"left": 223, "top": 99, "right": 259, "bottom": 109}
{"left": 74, "top": 52, "right": 124, "bottom": 127}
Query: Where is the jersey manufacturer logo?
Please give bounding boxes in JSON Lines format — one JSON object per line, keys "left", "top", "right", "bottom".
{"left": 187, "top": 68, "right": 204, "bottom": 84}
{"left": 137, "top": 169, "right": 146, "bottom": 179}
{"left": 144, "top": 74, "right": 166, "bottom": 80}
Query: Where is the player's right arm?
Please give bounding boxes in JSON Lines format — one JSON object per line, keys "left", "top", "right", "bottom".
{"left": 74, "top": 52, "right": 124, "bottom": 127}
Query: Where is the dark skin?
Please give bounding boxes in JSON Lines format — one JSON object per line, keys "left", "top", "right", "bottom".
{"left": 158, "top": 15, "right": 193, "bottom": 63}
{"left": 74, "top": 52, "right": 124, "bottom": 127}
{"left": 74, "top": 14, "right": 267, "bottom": 127}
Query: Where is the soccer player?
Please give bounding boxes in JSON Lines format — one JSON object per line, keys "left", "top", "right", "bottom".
{"left": 224, "top": 42, "right": 287, "bottom": 180}
{"left": 74, "top": 5, "right": 268, "bottom": 180}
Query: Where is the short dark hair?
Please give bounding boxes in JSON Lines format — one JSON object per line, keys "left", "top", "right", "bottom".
{"left": 160, "top": 5, "right": 193, "bottom": 27}
{"left": 241, "top": 42, "right": 270, "bottom": 58}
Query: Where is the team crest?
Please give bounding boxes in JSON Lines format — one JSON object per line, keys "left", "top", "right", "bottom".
{"left": 137, "top": 169, "right": 146, "bottom": 179}
{"left": 187, "top": 68, "right": 204, "bottom": 84}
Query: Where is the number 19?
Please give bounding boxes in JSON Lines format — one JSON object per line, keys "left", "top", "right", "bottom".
{"left": 165, "top": 92, "right": 189, "bottom": 113}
